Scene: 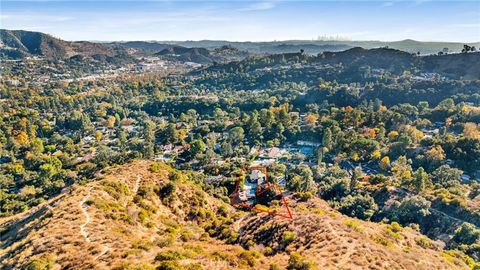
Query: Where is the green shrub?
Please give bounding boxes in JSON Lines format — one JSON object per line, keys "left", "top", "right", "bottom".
{"left": 24, "top": 255, "right": 55, "bottom": 270}
{"left": 343, "top": 219, "right": 364, "bottom": 232}
{"left": 263, "top": 247, "right": 274, "bottom": 256}
{"left": 157, "top": 182, "right": 176, "bottom": 199}
{"left": 415, "top": 237, "right": 432, "bottom": 249}
{"left": 185, "top": 264, "right": 203, "bottom": 270}
{"left": 131, "top": 240, "right": 152, "bottom": 251}
{"left": 101, "top": 180, "right": 131, "bottom": 199}
{"left": 453, "top": 223, "right": 480, "bottom": 246}
{"left": 155, "top": 250, "right": 186, "bottom": 261}
{"left": 238, "top": 251, "right": 258, "bottom": 267}
{"left": 150, "top": 162, "right": 163, "bottom": 173}
{"left": 373, "top": 236, "right": 392, "bottom": 247}
{"left": 156, "top": 261, "right": 180, "bottom": 270}
{"left": 269, "top": 263, "right": 281, "bottom": 270}
{"left": 287, "top": 252, "right": 315, "bottom": 270}
{"left": 281, "top": 230, "right": 297, "bottom": 245}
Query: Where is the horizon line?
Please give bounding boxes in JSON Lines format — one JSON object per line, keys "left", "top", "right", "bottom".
{"left": 2, "top": 28, "right": 479, "bottom": 44}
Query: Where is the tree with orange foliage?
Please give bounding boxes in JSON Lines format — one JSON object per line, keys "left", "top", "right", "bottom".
{"left": 464, "top": 122, "right": 480, "bottom": 139}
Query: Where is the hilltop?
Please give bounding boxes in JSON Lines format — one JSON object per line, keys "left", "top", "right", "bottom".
{"left": 0, "top": 160, "right": 470, "bottom": 269}
{"left": 0, "top": 29, "right": 129, "bottom": 59}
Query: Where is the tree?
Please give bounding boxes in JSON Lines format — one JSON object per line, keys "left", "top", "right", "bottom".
{"left": 107, "top": 115, "right": 116, "bottom": 129}
{"left": 462, "top": 44, "right": 472, "bottom": 53}
{"left": 451, "top": 138, "right": 480, "bottom": 173}
{"left": 380, "top": 156, "right": 391, "bottom": 171}
{"left": 229, "top": 127, "right": 245, "bottom": 145}
{"left": 95, "top": 131, "right": 102, "bottom": 142}
{"left": 338, "top": 193, "right": 378, "bottom": 220}
{"left": 160, "top": 123, "right": 178, "bottom": 144}
{"left": 304, "top": 114, "right": 318, "bottom": 125}
{"left": 391, "top": 156, "right": 413, "bottom": 186}
{"left": 190, "top": 138, "right": 206, "bottom": 158}
{"left": 464, "top": 122, "right": 480, "bottom": 139}
{"left": 418, "top": 101, "right": 429, "bottom": 113}
{"left": 452, "top": 223, "right": 480, "bottom": 246}
{"left": 431, "top": 165, "right": 463, "bottom": 186}
{"left": 413, "top": 167, "right": 428, "bottom": 193}
{"left": 322, "top": 128, "right": 333, "bottom": 151}
{"left": 287, "top": 165, "right": 316, "bottom": 193}
{"left": 16, "top": 131, "right": 29, "bottom": 146}
{"left": 424, "top": 145, "right": 445, "bottom": 170}
{"left": 249, "top": 120, "right": 262, "bottom": 140}
{"left": 143, "top": 120, "right": 156, "bottom": 158}
{"left": 30, "top": 138, "right": 44, "bottom": 154}
{"left": 392, "top": 196, "right": 431, "bottom": 225}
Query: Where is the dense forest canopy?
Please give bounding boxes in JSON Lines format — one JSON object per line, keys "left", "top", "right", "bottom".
{"left": 1, "top": 40, "right": 479, "bottom": 268}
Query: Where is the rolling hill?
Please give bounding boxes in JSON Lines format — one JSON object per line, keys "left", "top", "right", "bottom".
{"left": 0, "top": 29, "right": 129, "bottom": 59}
{"left": 0, "top": 160, "right": 471, "bottom": 269}
{"left": 204, "top": 47, "right": 480, "bottom": 80}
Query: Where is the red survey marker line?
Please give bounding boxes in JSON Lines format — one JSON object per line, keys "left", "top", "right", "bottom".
{"left": 230, "top": 166, "right": 293, "bottom": 220}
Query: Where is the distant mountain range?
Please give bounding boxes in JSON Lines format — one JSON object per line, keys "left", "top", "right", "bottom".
{"left": 2, "top": 29, "right": 479, "bottom": 69}
{"left": 163, "top": 39, "right": 480, "bottom": 55}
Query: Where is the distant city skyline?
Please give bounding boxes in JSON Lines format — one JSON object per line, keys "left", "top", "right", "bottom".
{"left": 1, "top": 0, "right": 479, "bottom": 42}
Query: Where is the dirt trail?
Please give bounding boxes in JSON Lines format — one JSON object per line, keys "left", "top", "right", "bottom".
{"left": 234, "top": 214, "right": 250, "bottom": 239}
{"left": 79, "top": 187, "right": 93, "bottom": 242}
{"left": 79, "top": 186, "right": 110, "bottom": 260}
{"left": 124, "top": 176, "right": 141, "bottom": 207}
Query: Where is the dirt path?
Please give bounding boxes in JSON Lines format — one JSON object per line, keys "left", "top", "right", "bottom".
{"left": 123, "top": 176, "right": 141, "bottom": 208}
{"left": 234, "top": 214, "right": 249, "bottom": 239}
{"left": 79, "top": 187, "right": 110, "bottom": 260}
{"left": 79, "top": 187, "right": 93, "bottom": 242}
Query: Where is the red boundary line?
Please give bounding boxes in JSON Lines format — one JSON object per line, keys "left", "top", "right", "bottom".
{"left": 230, "top": 166, "right": 293, "bottom": 220}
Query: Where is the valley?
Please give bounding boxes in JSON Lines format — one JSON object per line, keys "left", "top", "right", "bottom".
{"left": 0, "top": 28, "right": 479, "bottom": 270}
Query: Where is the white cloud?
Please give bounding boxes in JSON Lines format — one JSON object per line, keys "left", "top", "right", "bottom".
{"left": 237, "top": 1, "right": 275, "bottom": 12}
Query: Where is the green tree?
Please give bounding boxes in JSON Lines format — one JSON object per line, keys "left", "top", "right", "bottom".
{"left": 413, "top": 167, "right": 428, "bottom": 193}
{"left": 452, "top": 223, "right": 480, "bottom": 246}
{"left": 322, "top": 128, "right": 332, "bottom": 151}
{"left": 190, "top": 138, "right": 206, "bottom": 158}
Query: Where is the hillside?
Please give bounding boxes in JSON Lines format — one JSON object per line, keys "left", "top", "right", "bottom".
{"left": 0, "top": 160, "right": 471, "bottom": 269}
{"left": 203, "top": 47, "right": 480, "bottom": 80}
{"left": 155, "top": 45, "right": 249, "bottom": 64}
{"left": 0, "top": 29, "right": 128, "bottom": 59}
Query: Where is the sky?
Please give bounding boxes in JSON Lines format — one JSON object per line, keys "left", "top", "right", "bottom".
{"left": 0, "top": 0, "right": 479, "bottom": 42}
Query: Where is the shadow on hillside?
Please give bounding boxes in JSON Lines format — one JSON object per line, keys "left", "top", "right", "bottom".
{"left": 0, "top": 196, "right": 63, "bottom": 265}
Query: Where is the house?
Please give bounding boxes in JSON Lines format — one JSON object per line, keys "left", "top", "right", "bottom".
{"left": 238, "top": 169, "right": 267, "bottom": 203}
{"left": 83, "top": 136, "right": 95, "bottom": 144}
{"left": 250, "top": 169, "right": 266, "bottom": 185}
{"left": 251, "top": 158, "right": 275, "bottom": 166}
{"left": 268, "top": 147, "right": 281, "bottom": 159}
{"left": 238, "top": 182, "right": 256, "bottom": 202}
{"left": 206, "top": 175, "right": 224, "bottom": 184}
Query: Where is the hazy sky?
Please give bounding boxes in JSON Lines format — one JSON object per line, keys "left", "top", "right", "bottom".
{"left": 1, "top": 0, "right": 479, "bottom": 42}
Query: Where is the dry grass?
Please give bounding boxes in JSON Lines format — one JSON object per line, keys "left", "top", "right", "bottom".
{"left": 0, "top": 159, "right": 470, "bottom": 270}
